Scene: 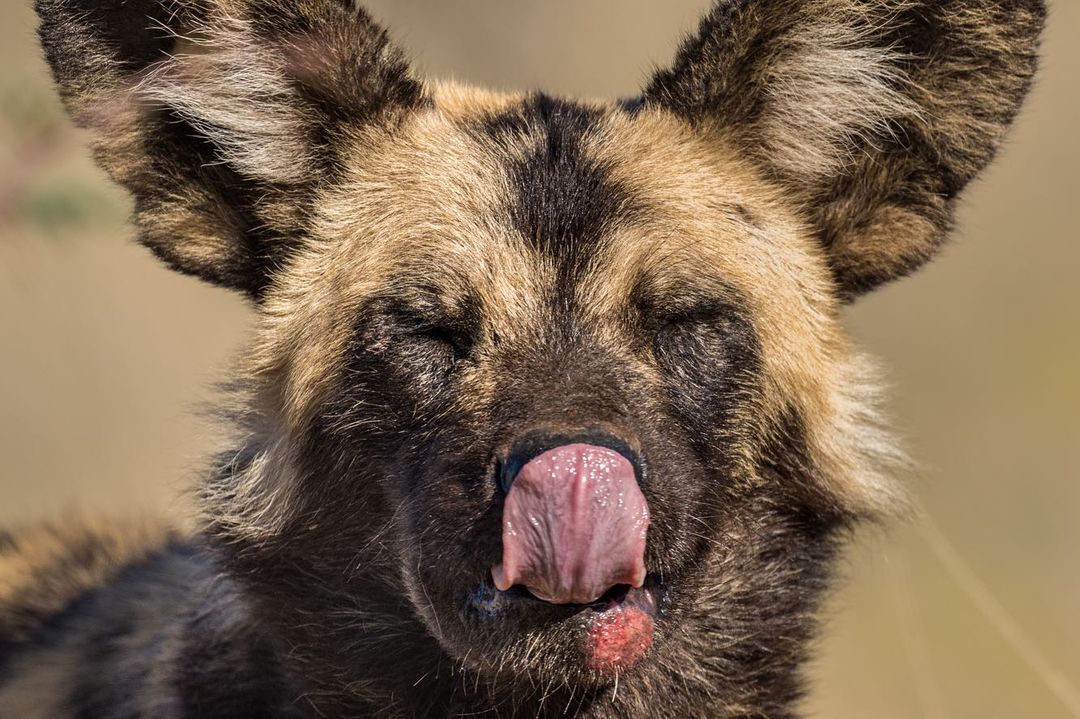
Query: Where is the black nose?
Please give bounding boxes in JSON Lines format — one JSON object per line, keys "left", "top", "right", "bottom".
{"left": 497, "top": 429, "right": 644, "bottom": 494}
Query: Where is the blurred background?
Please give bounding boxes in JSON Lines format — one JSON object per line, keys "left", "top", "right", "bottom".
{"left": 1, "top": 1, "right": 1076, "bottom": 716}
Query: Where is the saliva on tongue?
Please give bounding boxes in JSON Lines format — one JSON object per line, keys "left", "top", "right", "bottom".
{"left": 492, "top": 444, "right": 654, "bottom": 672}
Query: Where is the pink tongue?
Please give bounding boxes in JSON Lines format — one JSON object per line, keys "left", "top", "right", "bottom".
{"left": 492, "top": 444, "right": 650, "bottom": 604}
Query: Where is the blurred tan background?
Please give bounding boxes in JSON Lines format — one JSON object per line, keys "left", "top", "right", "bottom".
{"left": 1, "top": 1, "right": 1077, "bottom": 716}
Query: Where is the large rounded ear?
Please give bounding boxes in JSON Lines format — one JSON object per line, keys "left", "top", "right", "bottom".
{"left": 644, "top": 0, "right": 1046, "bottom": 299}
{"left": 36, "top": 0, "right": 428, "bottom": 297}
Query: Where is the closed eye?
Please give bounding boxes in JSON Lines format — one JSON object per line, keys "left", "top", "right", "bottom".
{"left": 649, "top": 299, "right": 735, "bottom": 338}
{"left": 412, "top": 324, "right": 469, "bottom": 361}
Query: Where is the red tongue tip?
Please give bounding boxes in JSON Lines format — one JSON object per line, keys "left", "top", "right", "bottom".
{"left": 493, "top": 443, "right": 650, "bottom": 604}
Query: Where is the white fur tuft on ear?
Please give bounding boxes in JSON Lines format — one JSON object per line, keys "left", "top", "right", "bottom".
{"left": 138, "top": 16, "right": 317, "bottom": 185}
{"left": 756, "top": 12, "right": 922, "bottom": 182}
{"left": 38, "top": 0, "right": 428, "bottom": 294}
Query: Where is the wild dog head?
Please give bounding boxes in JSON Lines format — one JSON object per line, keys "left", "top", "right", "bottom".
{"left": 37, "top": 0, "right": 1045, "bottom": 713}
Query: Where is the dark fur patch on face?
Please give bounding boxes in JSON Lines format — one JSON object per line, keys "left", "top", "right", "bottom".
{"left": 472, "top": 95, "right": 645, "bottom": 283}
{"left": 639, "top": 290, "right": 764, "bottom": 463}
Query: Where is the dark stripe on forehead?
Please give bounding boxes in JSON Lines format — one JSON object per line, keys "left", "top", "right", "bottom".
{"left": 472, "top": 94, "right": 643, "bottom": 279}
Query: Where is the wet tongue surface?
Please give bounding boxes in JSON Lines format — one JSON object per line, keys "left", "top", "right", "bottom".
{"left": 492, "top": 444, "right": 650, "bottom": 605}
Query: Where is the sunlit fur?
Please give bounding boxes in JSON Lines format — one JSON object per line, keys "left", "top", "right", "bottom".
{"left": 2, "top": 1, "right": 1045, "bottom": 716}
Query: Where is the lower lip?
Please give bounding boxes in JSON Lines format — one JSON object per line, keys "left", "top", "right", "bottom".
{"left": 583, "top": 586, "right": 657, "bottom": 674}
{"left": 467, "top": 582, "right": 660, "bottom": 674}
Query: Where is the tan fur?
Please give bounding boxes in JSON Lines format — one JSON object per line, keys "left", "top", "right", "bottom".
{"left": 209, "top": 91, "right": 561, "bottom": 536}
{"left": 205, "top": 85, "right": 906, "bottom": 542}
{"left": 0, "top": 642, "right": 75, "bottom": 719}
{"left": 645, "top": 0, "right": 1045, "bottom": 296}
{"left": 581, "top": 108, "right": 907, "bottom": 514}
{"left": 0, "top": 517, "right": 192, "bottom": 719}
{"left": 431, "top": 81, "right": 525, "bottom": 118}
{"left": 138, "top": 4, "right": 328, "bottom": 185}
{"left": 19, "top": 1, "right": 1046, "bottom": 713}
{"left": 741, "top": 2, "right": 922, "bottom": 184}
{"left": 0, "top": 517, "right": 177, "bottom": 642}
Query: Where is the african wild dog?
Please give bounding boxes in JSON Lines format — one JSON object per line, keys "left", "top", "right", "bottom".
{"left": 1, "top": 0, "right": 1045, "bottom": 716}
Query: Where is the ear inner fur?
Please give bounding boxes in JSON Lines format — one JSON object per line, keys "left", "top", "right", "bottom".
{"left": 644, "top": 0, "right": 1047, "bottom": 298}
{"left": 35, "top": 0, "right": 429, "bottom": 296}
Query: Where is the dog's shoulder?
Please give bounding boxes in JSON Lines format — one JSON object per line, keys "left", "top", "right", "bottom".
{"left": 0, "top": 517, "right": 304, "bottom": 717}
{"left": 1, "top": 517, "right": 190, "bottom": 716}
{"left": 0, "top": 515, "right": 185, "bottom": 645}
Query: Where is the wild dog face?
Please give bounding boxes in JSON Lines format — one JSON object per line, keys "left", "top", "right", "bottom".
{"left": 37, "top": 0, "right": 1045, "bottom": 713}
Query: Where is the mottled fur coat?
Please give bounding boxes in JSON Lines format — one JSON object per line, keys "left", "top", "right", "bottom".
{"left": 1, "top": 1, "right": 1045, "bottom": 716}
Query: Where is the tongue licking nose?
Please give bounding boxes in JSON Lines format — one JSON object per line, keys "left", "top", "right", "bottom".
{"left": 492, "top": 444, "right": 650, "bottom": 604}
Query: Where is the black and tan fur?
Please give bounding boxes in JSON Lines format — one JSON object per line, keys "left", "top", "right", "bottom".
{"left": 1, "top": 0, "right": 1045, "bottom": 716}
